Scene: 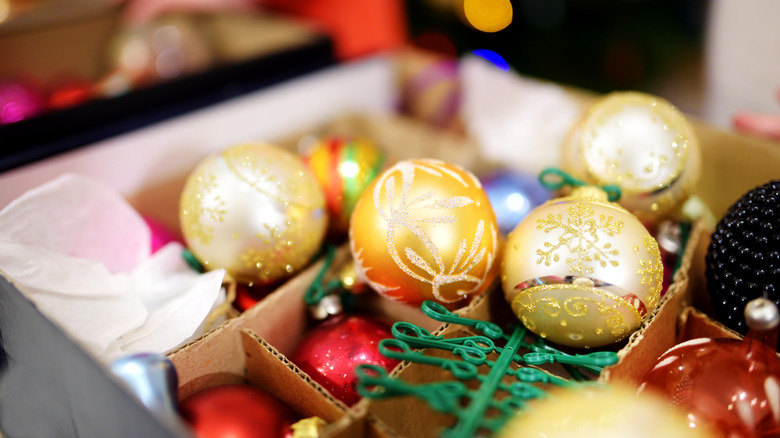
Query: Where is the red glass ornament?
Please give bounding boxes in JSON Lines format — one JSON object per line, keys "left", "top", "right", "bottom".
{"left": 0, "top": 78, "right": 45, "bottom": 124}
{"left": 639, "top": 299, "right": 780, "bottom": 437}
{"left": 233, "top": 282, "right": 277, "bottom": 313}
{"left": 289, "top": 314, "right": 399, "bottom": 406}
{"left": 179, "top": 384, "right": 299, "bottom": 438}
{"left": 47, "top": 77, "right": 94, "bottom": 110}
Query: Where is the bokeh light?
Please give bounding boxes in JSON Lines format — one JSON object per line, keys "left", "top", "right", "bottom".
{"left": 461, "top": 0, "right": 513, "bottom": 33}
{"left": 471, "top": 49, "right": 510, "bottom": 71}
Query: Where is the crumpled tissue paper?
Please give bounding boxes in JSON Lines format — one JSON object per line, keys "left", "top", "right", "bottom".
{"left": 460, "top": 55, "right": 587, "bottom": 176}
{"left": 0, "top": 174, "right": 225, "bottom": 363}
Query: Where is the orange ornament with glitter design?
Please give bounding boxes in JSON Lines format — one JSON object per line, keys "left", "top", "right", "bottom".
{"left": 349, "top": 159, "right": 500, "bottom": 306}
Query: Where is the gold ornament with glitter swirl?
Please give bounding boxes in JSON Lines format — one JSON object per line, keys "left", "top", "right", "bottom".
{"left": 502, "top": 185, "right": 663, "bottom": 348}
{"left": 349, "top": 159, "right": 500, "bottom": 306}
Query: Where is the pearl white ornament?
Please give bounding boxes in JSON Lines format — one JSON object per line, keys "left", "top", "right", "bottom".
{"left": 180, "top": 143, "right": 327, "bottom": 284}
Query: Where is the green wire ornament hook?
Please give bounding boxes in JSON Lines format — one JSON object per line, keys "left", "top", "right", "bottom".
{"left": 303, "top": 243, "right": 347, "bottom": 307}
{"left": 538, "top": 168, "right": 622, "bottom": 203}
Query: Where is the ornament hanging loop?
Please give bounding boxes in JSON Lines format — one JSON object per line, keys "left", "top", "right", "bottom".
{"left": 304, "top": 243, "right": 354, "bottom": 318}
{"left": 538, "top": 168, "right": 622, "bottom": 202}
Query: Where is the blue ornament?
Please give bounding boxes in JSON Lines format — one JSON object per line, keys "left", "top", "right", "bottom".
{"left": 482, "top": 170, "right": 552, "bottom": 235}
{"left": 110, "top": 353, "right": 179, "bottom": 425}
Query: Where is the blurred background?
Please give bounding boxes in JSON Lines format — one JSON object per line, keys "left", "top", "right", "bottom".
{"left": 0, "top": 0, "right": 777, "bottom": 149}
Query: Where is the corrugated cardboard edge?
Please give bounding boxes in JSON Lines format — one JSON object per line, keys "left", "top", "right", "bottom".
{"left": 678, "top": 306, "right": 742, "bottom": 342}
{"left": 599, "top": 217, "right": 706, "bottom": 385}
{"left": 241, "top": 330, "right": 350, "bottom": 422}
{"left": 168, "top": 254, "right": 326, "bottom": 399}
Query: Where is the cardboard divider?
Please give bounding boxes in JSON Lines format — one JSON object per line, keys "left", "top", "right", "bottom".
{"left": 363, "top": 324, "right": 474, "bottom": 438}
{"left": 678, "top": 306, "right": 741, "bottom": 342}
{"left": 598, "top": 218, "right": 705, "bottom": 384}
{"left": 241, "top": 330, "right": 349, "bottom": 423}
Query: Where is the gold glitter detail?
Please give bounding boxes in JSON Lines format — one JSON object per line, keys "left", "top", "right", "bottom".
{"left": 513, "top": 284, "right": 641, "bottom": 341}
{"left": 180, "top": 171, "right": 226, "bottom": 245}
{"left": 535, "top": 202, "right": 624, "bottom": 275}
{"left": 638, "top": 234, "right": 664, "bottom": 310}
{"left": 370, "top": 160, "right": 498, "bottom": 302}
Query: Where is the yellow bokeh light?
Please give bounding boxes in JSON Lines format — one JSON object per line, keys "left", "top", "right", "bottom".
{"left": 462, "top": 0, "right": 513, "bottom": 33}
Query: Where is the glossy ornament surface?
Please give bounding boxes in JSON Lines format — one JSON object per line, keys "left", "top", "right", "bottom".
{"left": 302, "top": 137, "right": 385, "bottom": 236}
{"left": 482, "top": 169, "right": 552, "bottom": 235}
{"left": 497, "top": 385, "right": 715, "bottom": 438}
{"left": 706, "top": 179, "right": 780, "bottom": 335}
{"left": 502, "top": 186, "right": 664, "bottom": 348}
{"left": 639, "top": 298, "right": 780, "bottom": 438}
{"left": 290, "top": 314, "right": 399, "bottom": 406}
{"left": 563, "top": 92, "right": 701, "bottom": 223}
{"left": 109, "top": 353, "right": 179, "bottom": 425}
{"left": 350, "top": 159, "right": 500, "bottom": 306}
{"left": 0, "top": 78, "right": 45, "bottom": 124}
{"left": 179, "top": 143, "right": 327, "bottom": 284}
{"left": 180, "top": 384, "right": 299, "bottom": 438}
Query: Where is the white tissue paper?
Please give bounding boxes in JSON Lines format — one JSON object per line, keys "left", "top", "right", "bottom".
{"left": 0, "top": 174, "right": 225, "bottom": 363}
{"left": 460, "top": 55, "right": 586, "bottom": 176}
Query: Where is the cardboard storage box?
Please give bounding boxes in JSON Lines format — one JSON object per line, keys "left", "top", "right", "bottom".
{"left": 2, "top": 55, "right": 780, "bottom": 437}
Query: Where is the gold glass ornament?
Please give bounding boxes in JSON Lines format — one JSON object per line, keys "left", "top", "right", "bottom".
{"left": 563, "top": 92, "right": 701, "bottom": 224}
{"left": 180, "top": 143, "right": 327, "bottom": 284}
{"left": 349, "top": 159, "right": 500, "bottom": 306}
{"left": 502, "top": 186, "right": 663, "bottom": 348}
{"left": 496, "top": 385, "right": 716, "bottom": 438}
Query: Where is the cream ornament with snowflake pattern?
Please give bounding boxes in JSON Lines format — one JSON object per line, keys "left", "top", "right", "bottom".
{"left": 349, "top": 159, "right": 500, "bottom": 306}
{"left": 501, "top": 185, "right": 663, "bottom": 348}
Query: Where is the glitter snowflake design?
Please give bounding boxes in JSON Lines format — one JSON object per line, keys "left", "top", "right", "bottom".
{"left": 368, "top": 160, "right": 497, "bottom": 302}
{"left": 635, "top": 234, "right": 664, "bottom": 310}
{"left": 181, "top": 171, "right": 226, "bottom": 245}
{"left": 535, "top": 203, "right": 624, "bottom": 275}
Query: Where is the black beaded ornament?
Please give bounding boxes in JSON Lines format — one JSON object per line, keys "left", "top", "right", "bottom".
{"left": 706, "top": 180, "right": 780, "bottom": 335}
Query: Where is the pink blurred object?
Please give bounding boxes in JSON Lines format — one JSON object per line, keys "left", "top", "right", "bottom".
{"left": 142, "top": 215, "right": 181, "bottom": 254}
{"left": 0, "top": 78, "right": 45, "bottom": 124}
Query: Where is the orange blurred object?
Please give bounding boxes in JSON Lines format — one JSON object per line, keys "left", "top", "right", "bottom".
{"left": 263, "top": 0, "right": 407, "bottom": 60}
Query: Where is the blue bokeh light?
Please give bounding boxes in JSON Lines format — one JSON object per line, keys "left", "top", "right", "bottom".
{"left": 471, "top": 49, "right": 510, "bottom": 71}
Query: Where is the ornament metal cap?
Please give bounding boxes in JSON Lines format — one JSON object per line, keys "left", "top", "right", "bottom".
{"left": 745, "top": 297, "right": 780, "bottom": 332}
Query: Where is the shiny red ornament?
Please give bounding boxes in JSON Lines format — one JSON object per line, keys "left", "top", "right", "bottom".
{"left": 289, "top": 314, "right": 399, "bottom": 406}
{"left": 47, "top": 77, "right": 94, "bottom": 110}
{"left": 179, "top": 384, "right": 299, "bottom": 438}
{"left": 639, "top": 299, "right": 780, "bottom": 438}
